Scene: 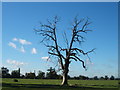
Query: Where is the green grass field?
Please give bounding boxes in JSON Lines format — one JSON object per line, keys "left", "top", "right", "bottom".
{"left": 1, "top": 78, "right": 120, "bottom": 90}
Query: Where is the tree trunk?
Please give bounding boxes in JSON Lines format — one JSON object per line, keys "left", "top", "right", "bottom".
{"left": 61, "top": 70, "right": 68, "bottom": 85}
{"left": 61, "top": 59, "right": 69, "bottom": 86}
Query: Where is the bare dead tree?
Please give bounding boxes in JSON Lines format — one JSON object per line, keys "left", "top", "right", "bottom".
{"left": 35, "top": 16, "right": 95, "bottom": 86}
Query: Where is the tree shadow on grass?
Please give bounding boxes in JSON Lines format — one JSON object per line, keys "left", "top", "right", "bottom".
{"left": 2, "top": 83, "right": 118, "bottom": 90}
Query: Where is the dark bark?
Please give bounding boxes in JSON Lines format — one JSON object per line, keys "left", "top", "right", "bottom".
{"left": 61, "top": 59, "right": 70, "bottom": 86}
{"left": 62, "top": 70, "right": 68, "bottom": 85}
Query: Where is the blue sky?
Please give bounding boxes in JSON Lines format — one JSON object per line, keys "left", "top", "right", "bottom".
{"left": 1, "top": 0, "right": 119, "bottom": 2}
{"left": 2, "top": 2, "right": 118, "bottom": 77}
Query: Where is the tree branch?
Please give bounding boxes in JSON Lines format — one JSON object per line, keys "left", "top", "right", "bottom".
{"left": 70, "top": 56, "right": 86, "bottom": 69}
{"left": 48, "top": 52, "right": 59, "bottom": 56}
{"left": 48, "top": 51, "right": 65, "bottom": 60}
{"left": 35, "top": 16, "right": 94, "bottom": 73}
{"left": 71, "top": 48, "right": 95, "bottom": 55}
{"left": 63, "top": 31, "right": 69, "bottom": 48}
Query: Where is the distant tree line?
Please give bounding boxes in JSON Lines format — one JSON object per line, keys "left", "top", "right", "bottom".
{"left": 0, "top": 67, "right": 119, "bottom": 80}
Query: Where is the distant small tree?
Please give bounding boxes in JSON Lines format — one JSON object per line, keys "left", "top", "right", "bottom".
{"left": 93, "top": 76, "right": 99, "bottom": 80}
{"left": 79, "top": 75, "right": 89, "bottom": 80}
{"left": 11, "top": 70, "right": 20, "bottom": 78}
{"left": 46, "top": 67, "right": 58, "bottom": 79}
{"left": 110, "top": 75, "right": 115, "bottom": 80}
{"left": 73, "top": 76, "right": 79, "bottom": 80}
{"left": 105, "top": 75, "right": 109, "bottom": 80}
{"left": 100, "top": 76, "right": 104, "bottom": 80}
{"left": 1, "top": 67, "right": 10, "bottom": 78}
{"left": 37, "top": 70, "right": 45, "bottom": 79}
{"left": 25, "top": 72, "right": 36, "bottom": 79}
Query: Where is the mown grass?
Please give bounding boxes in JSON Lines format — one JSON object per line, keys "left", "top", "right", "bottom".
{"left": 2, "top": 78, "right": 62, "bottom": 85}
{"left": 1, "top": 78, "right": 119, "bottom": 90}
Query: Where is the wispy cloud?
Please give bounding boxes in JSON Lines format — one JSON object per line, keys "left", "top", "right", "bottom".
{"left": 8, "top": 42, "right": 17, "bottom": 49}
{"left": 12, "top": 38, "right": 32, "bottom": 45}
{"left": 20, "top": 46, "right": 25, "bottom": 53}
{"left": 31, "top": 48, "right": 37, "bottom": 54}
{"left": 41, "top": 56, "right": 50, "bottom": 61}
{"left": 12, "top": 38, "right": 18, "bottom": 41}
{"left": 19, "top": 39, "right": 32, "bottom": 45}
{"left": 6, "top": 59, "right": 27, "bottom": 67}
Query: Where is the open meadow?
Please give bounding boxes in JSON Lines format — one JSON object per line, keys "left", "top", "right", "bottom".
{"left": 2, "top": 78, "right": 119, "bottom": 90}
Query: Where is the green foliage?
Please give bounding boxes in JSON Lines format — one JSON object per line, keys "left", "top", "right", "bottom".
{"left": 104, "top": 75, "right": 109, "bottom": 80}
{"left": 25, "top": 72, "right": 36, "bottom": 79}
{"left": 11, "top": 70, "right": 20, "bottom": 78}
{"left": 99, "top": 77, "right": 104, "bottom": 80}
{"left": 46, "top": 67, "right": 59, "bottom": 79}
{"left": 1, "top": 67, "right": 10, "bottom": 78}
{"left": 37, "top": 70, "right": 45, "bottom": 79}
{"left": 110, "top": 76, "right": 115, "bottom": 80}
{"left": 93, "top": 76, "right": 99, "bottom": 80}
{"left": 78, "top": 75, "right": 89, "bottom": 80}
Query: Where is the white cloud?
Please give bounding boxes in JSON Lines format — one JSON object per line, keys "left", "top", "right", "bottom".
{"left": 41, "top": 56, "right": 50, "bottom": 61}
{"left": 9, "top": 38, "right": 35, "bottom": 54}
{"left": 8, "top": 42, "right": 17, "bottom": 49}
{"left": 31, "top": 48, "right": 37, "bottom": 54}
{"left": 19, "top": 39, "right": 32, "bottom": 45}
{"left": 12, "top": 38, "right": 32, "bottom": 45}
{"left": 20, "top": 46, "right": 25, "bottom": 53}
{"left": 12, "top": 38, "right": 18, "bottom": 41}
{"left": 6, "top": 59, "right": 27, "bottom": 67}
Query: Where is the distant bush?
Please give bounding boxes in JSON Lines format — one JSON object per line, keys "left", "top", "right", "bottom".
{"left": 13, "top": 79, "right": 18, "bottom": 82}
